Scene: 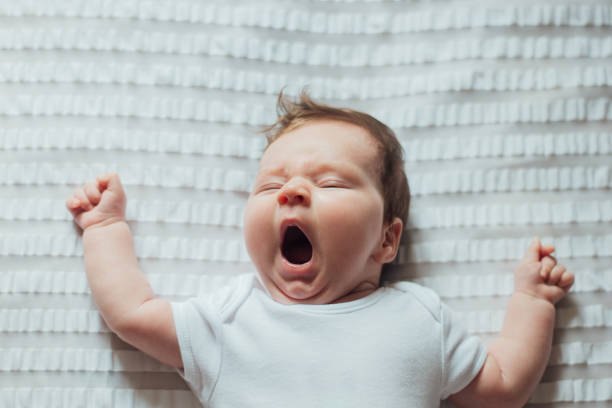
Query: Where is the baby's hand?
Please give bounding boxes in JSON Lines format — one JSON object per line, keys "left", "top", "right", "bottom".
{"left": 513, "top": 237, "right": 574, "bottom": 305}
{"left": 66, "top": 173, "right": 127, "bottom": 231}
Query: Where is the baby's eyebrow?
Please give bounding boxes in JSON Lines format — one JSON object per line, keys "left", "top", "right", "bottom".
{"left": 310, "top": 162, "right": 363, "bottom": 179}
{"left": 257, "top": 161, "right": 363, "bottom": 180}
{"left": 255, "top": 167, "right": 285, "bottom": 179}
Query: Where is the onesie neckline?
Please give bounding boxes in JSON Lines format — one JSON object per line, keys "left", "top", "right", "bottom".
{"left": 257, "top": 283, "right": 387, "bottom": 314}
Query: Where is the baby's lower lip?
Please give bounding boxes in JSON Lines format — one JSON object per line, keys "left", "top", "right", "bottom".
{"left": 280, "top": 256, "right": 316, "bottom": 278}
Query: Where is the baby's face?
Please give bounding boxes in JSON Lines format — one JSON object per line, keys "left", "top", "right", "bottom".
{"left": 244, "top": 120, "right": 390, "bottom": 304}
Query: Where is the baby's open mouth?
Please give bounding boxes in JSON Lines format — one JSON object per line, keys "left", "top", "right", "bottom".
{"left": 281, "top": 225, "right": 313, "bottom": 264}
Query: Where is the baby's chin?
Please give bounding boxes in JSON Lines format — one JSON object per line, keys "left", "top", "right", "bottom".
{"left": 264, "top": 272, "right": 331, "bottom": 304}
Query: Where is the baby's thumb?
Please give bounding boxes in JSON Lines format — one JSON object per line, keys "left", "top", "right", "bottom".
{"left": 522, "top": 237, "right": 541, "bottom": 263}
{"left": 97, "top": 173, "right": 124, "bottom": 194}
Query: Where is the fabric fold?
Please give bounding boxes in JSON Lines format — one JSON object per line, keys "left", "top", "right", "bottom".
{"left": 408, "top": 165, "right": 611, "bottom": 196}
{"left": 409, "top": 199, "right": 612, "bottom": 229}
{"left": 3, "top": 305, "right": 610, "bottom": 334}
{"left": 1, "top": 61, "right": 610, "bottom": 99}
{"left": 0, "top": 388, "right": 199, "bottom": 408}
{"left": 399, "top": 234, "right": 612, "bottom": 264}
{"left": 531, "top": 378, "right": 612, "bottom": 403}
{"left": 0, "top": 163, "right": 254, "bottom": 192}
{"left": 412, "top": 270, "right": 611, "bottom": 298}
{"left": 0, "top": 348, "right": 173, "bottom": 372}
{"left": 457, "top": 304, "right": 612, "bottom": 334}
{"left": 3, "top": 269, "right": 610, "bottom": 297}
{"left": 1, "top": 3, "right": 609, "bottom": 33}
{"left": 1, "top": 29, "right": 611, "bottom": 65}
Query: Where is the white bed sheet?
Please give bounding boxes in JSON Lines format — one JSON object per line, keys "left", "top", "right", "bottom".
{"left": 1, "top": 1, "right": 611, "bottom": 406}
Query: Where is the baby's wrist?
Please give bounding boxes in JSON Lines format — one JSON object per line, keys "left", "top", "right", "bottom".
{"left": 83, "top": 217, "right": 126, "bottom": 233}
{"left": 513, "top": 289, "right": 555, "bottom": 309}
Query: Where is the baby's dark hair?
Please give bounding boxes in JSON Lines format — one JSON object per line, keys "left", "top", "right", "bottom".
{"left": 261, "top": 89, "right": 410, "bottom": 227}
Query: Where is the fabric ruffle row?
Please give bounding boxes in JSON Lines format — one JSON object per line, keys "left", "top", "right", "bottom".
{"left": 0, "top": 198, "right": 246, "bottom": 227}
{"left": 398, "top": 234, "right": 612, "bottom": 264}
{"left": 0, "top": 309, "right": 108, "bottom": 333}
{"left": 0, "top": 93, "right": 275, "bottom": 125}
{"left": 0, "top": 348, "right": 173, "bottom": 372}
{"left": 0, "top": 388, "right": 199, "bottom": 408}
{"left": 550, "top": 341, "right": 612, "bottom": 366}
{"left": 3, "top": 304, "right": 609, "bottom": 334}
{"left": 0, "top": 199, "right": 74, "bottom": 222}
{"left": 0, "top": 94, "right": 610, "bottom": 128}
{"left": 2, "top": 382, "right": 608, "bottom": 406}
{"left": 403, "top": 132, "right": 612, "bottom": 163}
{"left": 411, "top": 270, "right": 611, "bottom": 299}
{"left": 409, "top": 199, "right": 612, "bottom": 229}
{"left": 128, "top": 199, "right": 245, "bottom": 227}
{"left": 408, "top": 165, "right": 611, "bottom": 196}
{"left": 0, "top": 382, "right": 606, "bottom": 406}
{"left": 0, "top": 270, "right": 237, "bottom": 297}
{"left": 135, "top": 236, "right": 249, "bottom": 262}
{"left": 457, "top": 304, "right": 612, "bottom": 334}
{"left": 1, "top": 60, "right": 610, "bottom": 99}
{"left": 18, "top": 129, "right": 596, "bottom": 162}
{"left": 0, "top": 341, "right": 608, "bottom": 372}
{"left": 0, "top": 163, "right": 254, "bottom": 193}
{"left": 0, "top": 126, "right": 265, "bottom": 158}
{"left": 0, "top": 233, "right": 250, "bottom": 262}
{"left": 531, "top": 378, "right": 612, "bottom": 403}
{"left": 2, "top": 197, "right": 611, "bottom": 231}
{"left": 1, "top": 127, "right": 610, "bottom": 163}
{"left": 3, "top": 269, "right": 611, "bottom": 297}
{"left": 0, "top": 270, "right": 88, "bottom": 295}
{"left": 1, "top": 28, "right": 610, "bottom": 65}
{"left": 378, "top": 97, "right": 612, "bottom": 128}
{"left": 2, "top": 233, "right": 610, "bottom": 263}
{"left": 0, "top": 2, "right": 609, "bottom": 33}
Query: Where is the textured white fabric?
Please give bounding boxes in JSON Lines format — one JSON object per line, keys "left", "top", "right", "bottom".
{"left": 171, "top": 274, "right": 487, "bottom": 407}
{"left": 1, "top": 1, "right": 611, "bottom": 407}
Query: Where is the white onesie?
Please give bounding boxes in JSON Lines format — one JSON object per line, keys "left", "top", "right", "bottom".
{"left": 171, "top": 274, "right": 487, "bottom": 408}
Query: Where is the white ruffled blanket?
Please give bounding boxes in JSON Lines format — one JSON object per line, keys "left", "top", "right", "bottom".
{"left": 1, "top": 1, "right": 611, "bottom": 406}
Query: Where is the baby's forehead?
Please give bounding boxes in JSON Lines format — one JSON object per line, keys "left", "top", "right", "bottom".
{"left": 257, "top": 121, "right": 382, "bottom": 182}
{"left": 266, "top": 119, "right": 378, "bottom": 152}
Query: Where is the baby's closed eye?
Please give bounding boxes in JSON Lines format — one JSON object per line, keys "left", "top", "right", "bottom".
{"left": 255, "top": 183, "right": 283, "bottom": 193}
{"left": 319, "top": 181, "right": 348, "bottom": 188}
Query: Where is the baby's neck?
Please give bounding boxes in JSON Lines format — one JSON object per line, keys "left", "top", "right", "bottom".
{"left": 330, "top": 282, "right": 379, "bottom": 304}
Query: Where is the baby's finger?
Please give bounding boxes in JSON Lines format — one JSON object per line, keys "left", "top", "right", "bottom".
{"left": 65, "top": 197, "right": 83, "bottom": 217}
{"left": 560, "top": 270, "right": 575, "bottom": 289}
{"left": 96, "top": 174, "right": 111, "bottom": 190}
{"left": 540, "top": 256, "right": 556, "bottom": 279}
{"left": 84, "top": 181, "right": 102, "bottom": 205}
{"left": 540, "top": 244, "right": 555, "bottom": 257}
{"left": 523, "top": 237, "right": 542, "bottom": 263}
{"left": 548, "top": 264, "right": 566, "bottom": 285}
{"left": 73, "top": 189, "right": 93, "bottom": 211}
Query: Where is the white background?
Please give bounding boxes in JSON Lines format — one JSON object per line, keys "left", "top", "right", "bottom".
{"left": 0, "top": 1, "right": 611, "bottom": 406}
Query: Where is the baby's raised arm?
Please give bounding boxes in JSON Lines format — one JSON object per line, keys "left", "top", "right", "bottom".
{"left": 66, "top": 174, "right": 182, "bottom": 368}
{"left": 450, "top": 237, "right": 574, "bottom": 407}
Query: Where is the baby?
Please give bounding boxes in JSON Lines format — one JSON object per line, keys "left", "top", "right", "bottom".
{"left": 66, "top": 91, "right": 574, "bottom": 407}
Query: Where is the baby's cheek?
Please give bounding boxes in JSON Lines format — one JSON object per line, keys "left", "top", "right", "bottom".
{"left": 243, "top": 198, "right": 275, "bottom": 263}
{"left": 330, "top": 199, "right": 382, "bottom": 255}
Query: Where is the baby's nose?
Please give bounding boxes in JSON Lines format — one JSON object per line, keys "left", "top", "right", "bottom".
{"left": 277, "top": 183, "right": 310, "bottom": 206}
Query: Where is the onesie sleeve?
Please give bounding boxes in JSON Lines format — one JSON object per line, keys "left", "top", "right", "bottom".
{"left": 439, "top": 302, "right": 488, "bottom": 399}
{"left": 171, "top": 297, "right": 222, "bottom": 403}
{"left": 170, "top": 274, "right": 251, "bottom": 404}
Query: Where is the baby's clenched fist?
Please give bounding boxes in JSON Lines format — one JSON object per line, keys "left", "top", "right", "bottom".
{"left": 513, "top": 237, "right": 574, "bottom": 305}
{"left": 66, "top": 173, "right": 127, "bottom": 231}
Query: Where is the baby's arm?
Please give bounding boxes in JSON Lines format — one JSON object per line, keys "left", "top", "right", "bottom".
{"left": 66, "top": 174, "right": 182, "bottom": 368}
{"left": 450, "top": 237, "right": 574, "bottom": 408}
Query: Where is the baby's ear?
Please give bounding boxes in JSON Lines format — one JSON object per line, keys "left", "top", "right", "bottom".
{"left": 373, "top": 217, "right": 403, "bottom": 264}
